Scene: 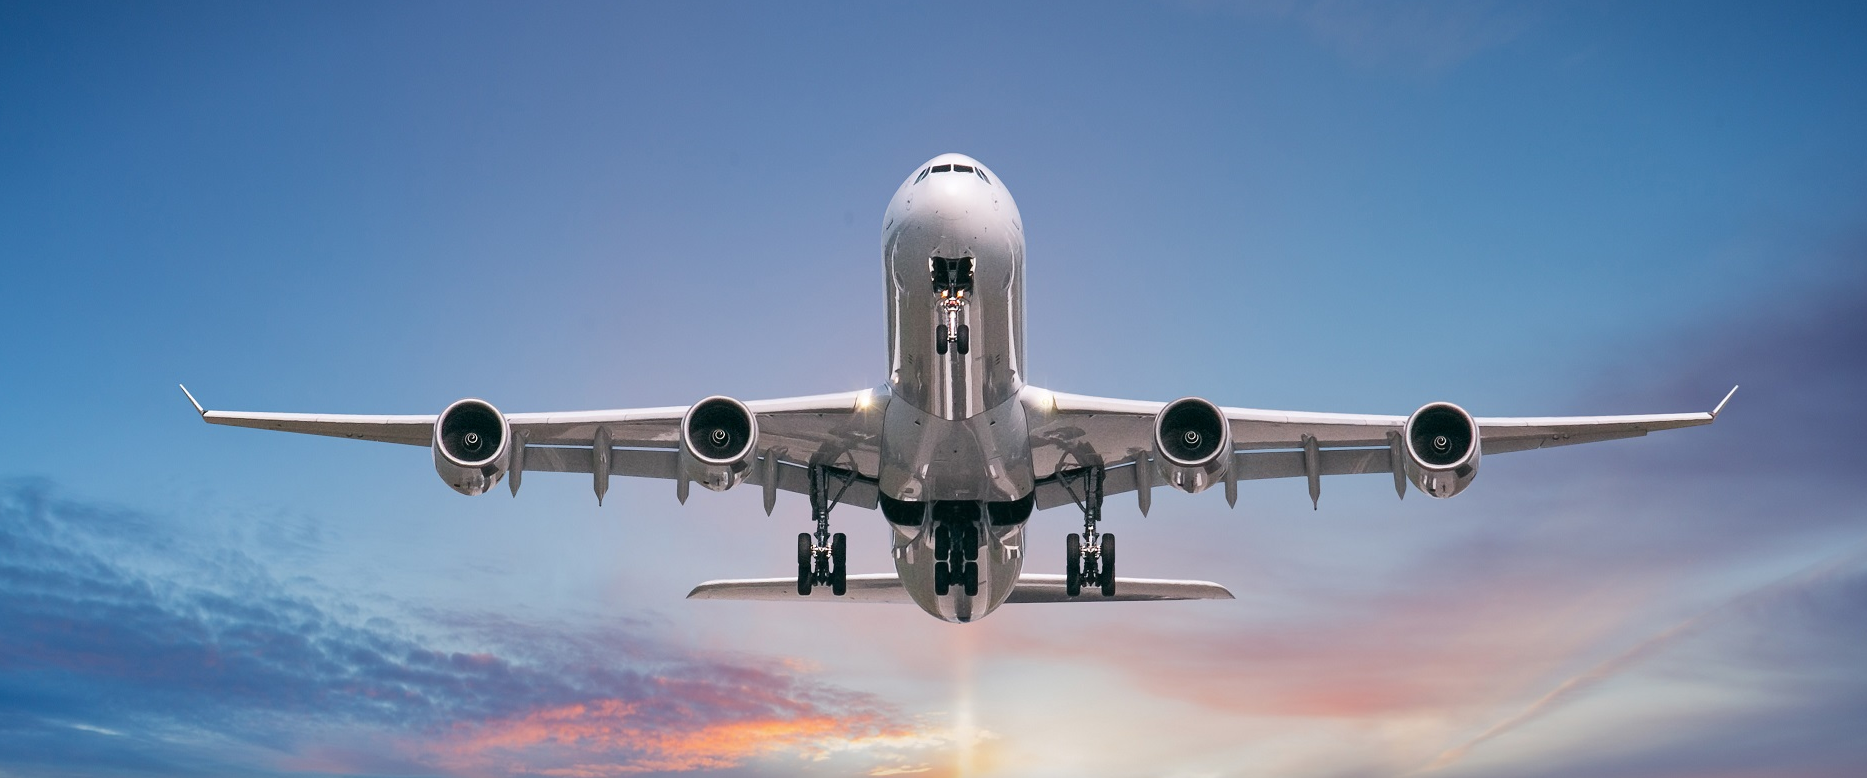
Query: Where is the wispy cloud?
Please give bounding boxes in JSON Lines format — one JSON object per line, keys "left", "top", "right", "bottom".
{"left": 986, "top": 265, "right": 1867, "bottom": 776}
{"left": 1419, "top": 545, "right": 1867, "bottom": 773}
{"left": 0, "top": 482, "right": 948, "bottom": 777}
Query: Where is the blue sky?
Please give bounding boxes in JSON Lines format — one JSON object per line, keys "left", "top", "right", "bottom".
{"left": 2, "top": 1, "right": 1865, "bottom": 776}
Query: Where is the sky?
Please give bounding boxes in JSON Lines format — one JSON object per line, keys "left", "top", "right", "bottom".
{"left": 2, "top": 1, "right": 1865, "bottom": 776}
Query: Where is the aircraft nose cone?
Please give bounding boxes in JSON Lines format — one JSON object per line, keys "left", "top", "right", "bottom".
{"left": 925, "top": 176, "right": 981, "bottom": 222}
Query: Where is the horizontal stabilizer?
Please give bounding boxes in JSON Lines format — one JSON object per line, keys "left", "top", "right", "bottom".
{"left": 1004, "top": 574, "right": 1234, "bottom": 603}
{"left": 688, "top": 574, "right": 908, "bottom": 602}
{"left": 686, "top": 573, "right": 1233, "bottom": 604}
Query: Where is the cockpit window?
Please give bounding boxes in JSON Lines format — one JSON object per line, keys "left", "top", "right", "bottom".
{"left": 919, "top": 162, "right": 988, "bottom": 184}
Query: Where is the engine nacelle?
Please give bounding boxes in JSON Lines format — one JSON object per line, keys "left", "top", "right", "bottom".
{"left": 681, "top": 396, "right": 758, "bottom": 491}
{"left": 1153, "top": 397, "right": 1232, "bottom": 494}
{"left": 1404, "top": 402, "right": 1482, "bottom": 499}
{"left": 433, "top": 398, "right": 511, "bottom": 496}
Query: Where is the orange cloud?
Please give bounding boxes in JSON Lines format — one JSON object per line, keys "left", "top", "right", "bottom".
{"left": 426, "top": 695, "right": 928, "bottom": 777}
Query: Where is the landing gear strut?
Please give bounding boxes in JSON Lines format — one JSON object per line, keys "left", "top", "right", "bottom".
{"left": 1057, "top": 465, "right": 1116, "bottom": 597}
{"left": 797, "top": 466, "right": 854, "bottom": 596}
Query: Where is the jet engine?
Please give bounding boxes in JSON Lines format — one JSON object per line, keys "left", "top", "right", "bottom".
{"left": 433, "top": 398, "right": 511, "bottom": 496}
{"left": 1403, "top": 402, "right": 1482, "bottom": 498}
{"left": 1154, "top": 397, "right": 1232, "bottom": 493}
{"left": 681, "top": 396, "right": 758, "bottom": 491}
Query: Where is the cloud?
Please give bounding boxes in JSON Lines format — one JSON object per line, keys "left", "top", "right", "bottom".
{"left": 1420, "top": 545, "right": 1867, "bottom": 774}
{"left": 987, "top": 263, "right": 1867, "bottom": 776}
{"left": 0, "top": 481, "right": 946, "bottom": 777}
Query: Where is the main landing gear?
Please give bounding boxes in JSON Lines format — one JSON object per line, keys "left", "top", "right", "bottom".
{"left": 797, "top": 466, "right": 854, "bottom": 596}
{"left": 930, "top": 503, "right": 980, "bottom": 598}
{"left": 932, "top": 256, "right": 973, "bottom": 356}
{"left": 1057, "top": 465, "right": 1116, "bottom": 597}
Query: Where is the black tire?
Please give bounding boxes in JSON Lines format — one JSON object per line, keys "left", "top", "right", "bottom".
{"left": 1100, "top": 533, "right": 1117, "bottom": 597}
{"left": 831, "top": 533, "right": 848, "bottom": 596}
{"left": 956, "top": 324, "right": 970, "bottom": 355}
{"left": 797, "top": 533, "right": 813, "bottom": 596}
{"left": 936, "top": 324, "right": 949, "bottom": 355}
{"left": 963, "top": 523, "right": 979, "bottom": 561}
{"left": 934, "top": 524, "right": 950, "bottom": 561}
{"left": 963, "top": 561, "right": 979, "bottom": 597}
{"left": 1065, "top": 533, "right": 1082, "bottom": 597}
{"left": 934, "top": 561, "right": 951, "bottom": 596}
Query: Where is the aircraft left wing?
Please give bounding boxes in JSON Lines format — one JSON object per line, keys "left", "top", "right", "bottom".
{"left": 1027, "top": 385, "right": 1737, "bottom": 511}
{"left": 181, "top": 385, "right": 885, "bottom": 508}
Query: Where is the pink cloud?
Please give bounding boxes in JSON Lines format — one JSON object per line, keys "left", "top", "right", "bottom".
{"left": 427, "top": 696, "right": 906, "bottom": 776}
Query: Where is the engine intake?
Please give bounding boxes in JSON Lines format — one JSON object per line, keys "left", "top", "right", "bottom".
{"left": 681, "top": 396, "right": 758, "bottom": 491}
{"left": 433, "top": 398, "right": 511, "bottom": 496}
{"left": 1403, "top": 402, "right": 1481, "bottom": 498}
{"left": 1154, "top": 397, "right": 1231, "bottom": 493}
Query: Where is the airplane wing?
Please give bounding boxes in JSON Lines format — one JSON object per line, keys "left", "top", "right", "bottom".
{"left": 686, "top": 573, "right": 1235, "bottom": 603}
{"left": 183, "top": 379, "right": 1735, "bottom": 514}
{"left": 180, "top": 385, "right": 885, "bottom": 509}
{"left": 1026, "top": 385, "right": 1738, "bottom": 511}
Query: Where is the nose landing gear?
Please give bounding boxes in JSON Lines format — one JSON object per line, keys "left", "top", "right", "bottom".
{"left": 1057, "top": 465, "right": 1116, "bottom": 597}
{"left": 796, "top": 466, "right": 855, "bottom": 596}
{"left": 936, "top": 316, "right": 970, "bottom": 356}
{"left": 931, "top": 256, "right": 973, "bottom": 357}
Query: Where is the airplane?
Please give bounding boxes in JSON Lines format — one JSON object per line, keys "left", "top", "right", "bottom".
{"left": 183, "top": 152, "right": 1737, "bottom": 624}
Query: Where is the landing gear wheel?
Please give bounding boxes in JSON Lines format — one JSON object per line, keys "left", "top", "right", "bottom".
{"left": 956, "top": 324, "right": 970, "bottom": 355}
{"left": 934, "top": 524, "right": 951, "bottom": 562}
{"left": 962, "top": 524, "right": 979, "bottom": 561}
{"left": 963, "top": 561, "right": 979, "bottom": 597}
{"left": 1100, "top": 533, "right": 1117, "bottom": 597}
{"left": 797, "top": 533, "right": 814, "bottom": 596}
{"left": 934, "top": 561, "right": 951, "bottom": 596}
{"left": 1065, "top": 533, "right": 1082, "bottom": 597}
{"left": 831, "top": 532, "right": 848, "bottom": 595}
{"left": 936, "top": 324, "right": 950, "bottom": 355}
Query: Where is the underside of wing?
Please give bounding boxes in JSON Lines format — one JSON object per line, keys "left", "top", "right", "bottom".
{"left": 183, "top": 385, "right": 888, "bottom": 506}
{"left": 686, "top": 574, "right": 1234, "bottom": 603}
{"left": 506, "top": 391, "right": 882, "bottom": 467}
{"left": 1027, "top": 390, "right": 1410, "bottom": 477}
{"left": 1025, "top": 385, "right": 1735, "bottom": 509}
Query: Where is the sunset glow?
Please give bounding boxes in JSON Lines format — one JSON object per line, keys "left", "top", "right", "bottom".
{"left": 2, "top": 2, "right": 1863, "bottom": 777}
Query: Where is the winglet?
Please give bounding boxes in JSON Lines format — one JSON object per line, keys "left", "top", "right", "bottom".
{"left": 1711, "top": 385, "right": 1739, "bottom": 419}
{"left": 179, "top": 384, "right": 206, "bottom": 417}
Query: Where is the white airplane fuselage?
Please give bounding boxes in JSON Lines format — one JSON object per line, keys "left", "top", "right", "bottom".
{"left": 877, "top": 153, "right": 1034, "bottom": 623}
